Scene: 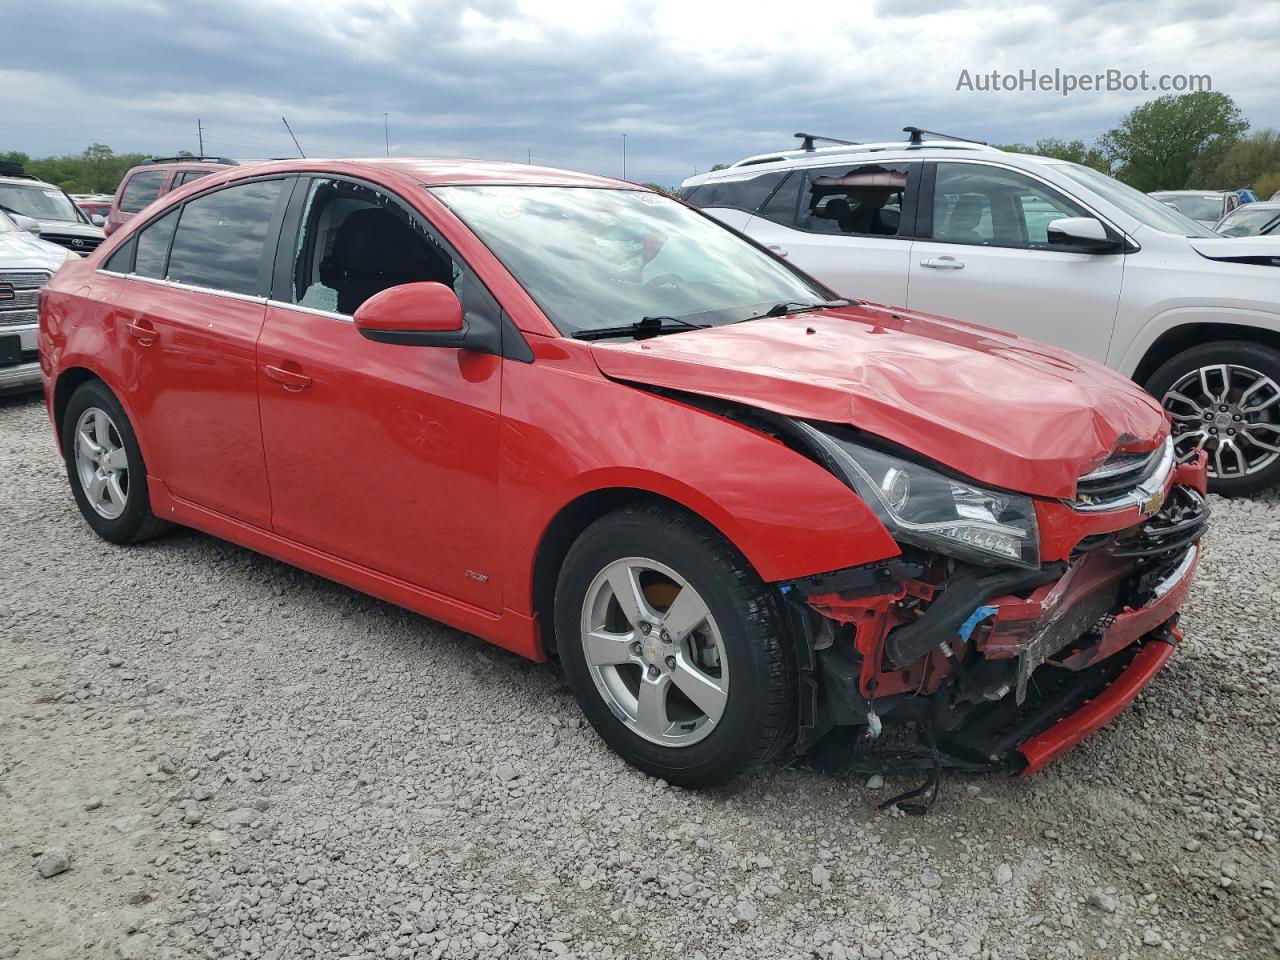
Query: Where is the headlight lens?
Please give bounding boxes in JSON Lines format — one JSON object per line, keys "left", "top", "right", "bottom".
{"left": 796, "top": 422, "right": 1040, "bottom": 568}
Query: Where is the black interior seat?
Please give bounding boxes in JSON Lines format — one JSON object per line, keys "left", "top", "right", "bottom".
{"left": 324, "top": 207, "right": 453, "bottom": 315}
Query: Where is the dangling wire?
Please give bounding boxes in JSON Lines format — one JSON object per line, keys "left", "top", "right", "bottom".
{"left": 878, "top": 721, "right": 941, "bottom": 816}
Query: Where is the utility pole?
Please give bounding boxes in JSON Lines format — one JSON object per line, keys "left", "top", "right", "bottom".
{"left": 621, "top": 133, "right": 627, "bottom": 181}
{"left": 383, "top": 113, "right": 390, "bottom": 156}
{"left": 197, "top": 119, "right": 204, "bottom": 156}
{"left": 527, "top": 147, "right": 532, "bottom": 165}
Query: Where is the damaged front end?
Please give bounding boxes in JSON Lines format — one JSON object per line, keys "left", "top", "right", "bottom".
{"left": 779, "top": 424, "right": 1210, "bottom": 781}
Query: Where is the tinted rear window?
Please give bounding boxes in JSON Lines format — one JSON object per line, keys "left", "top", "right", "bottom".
{"left": 683, "top": 171, "right": 786, "bottom": 213}
{"left": 118, "top": 171, "right": 168, "bottom": 214}
{"left": 165, "top": 179, "right": 286, "bottom": 296}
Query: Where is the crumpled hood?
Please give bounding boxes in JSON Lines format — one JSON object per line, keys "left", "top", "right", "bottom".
{"left": 1188, "top": 235, "right": 1280, "bottom": 262}
{"left": 590, "top": 303, "right": 1169, "bottom": 499}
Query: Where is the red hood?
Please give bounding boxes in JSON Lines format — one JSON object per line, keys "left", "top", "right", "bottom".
{"left": 590, "top": 303, "right": 1169, "bottom": 499}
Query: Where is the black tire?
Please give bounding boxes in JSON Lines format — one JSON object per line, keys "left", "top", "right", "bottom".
{"left": 554, "top": 502, "right": 794, "bottom": 787}
{"left": 1145, "top": 340, "right": 1280, "bottom": 496}
{"left": 61, "top": 379, "right": 171, "bottom": 544}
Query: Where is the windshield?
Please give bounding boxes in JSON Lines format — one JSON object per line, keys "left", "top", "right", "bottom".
{"left": 0, "top": 182, "right": 83, "bottom": 222}
{"left": 433, "top": 185, "right": 831, "bottom": 335}
{"left": 1215, "top": 206, "right": 1280, "bottom": 237}
{"left": 1153, "top": 193, "right": 1225, "bottom": 222}
{"left": 1055, "top": 165, "right": 1216, "bottom": 238}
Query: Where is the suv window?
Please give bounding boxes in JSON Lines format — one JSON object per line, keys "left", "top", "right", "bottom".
{"left": 683, "top": 171, "right": 787, "bottom": 213}
{"left": 118, "top": 171, "right": 168, "bottom": 214}
{"left": 175, "top": 170, "right": 213, "bottom": 187}
{"left": 756, "top": 171, "right": 801, "bottom": 226}
{"left": 932, "top": 162, "right": 1090, "bottom": 249}
{"left": 288, "top": 178, "right": 463, "bottom": 316}
{"left": 796, "top": 163, "right": 911, "bottom": 237}
{"left": 166, "top": 179, "right": 287, "bottom": 296}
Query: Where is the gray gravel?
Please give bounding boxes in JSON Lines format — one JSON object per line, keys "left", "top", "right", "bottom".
{"left": 2, "top": 392, "right": 1278, "bottom": 959}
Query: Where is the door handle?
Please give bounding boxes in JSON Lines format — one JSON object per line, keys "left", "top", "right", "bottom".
{"left": 263, "top": 363, "right": 312, "bottom": 392}
{"left": 126, "top": 319, "right": 157, "bottom": 346}
{"left": 767, "top": 244, "right": 789, "bottom": 258}
{"left": 919, "top": 256, "right": 965, "bottom": 270}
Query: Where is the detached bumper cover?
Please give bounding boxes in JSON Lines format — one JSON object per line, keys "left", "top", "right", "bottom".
{"left": 1016, "top": 629, "right": 1177, "bottom": 775}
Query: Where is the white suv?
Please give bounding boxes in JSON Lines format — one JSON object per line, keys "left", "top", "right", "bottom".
{"left": 682, "top": 131, "right": 1280, "bottom": 494}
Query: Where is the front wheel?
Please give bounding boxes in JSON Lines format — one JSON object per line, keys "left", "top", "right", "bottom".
{"left": 554, "top": 503, "right": 794, "bottom": 787}
{"left": 1146, "top": 341, "right": 1280, "bottom": 496}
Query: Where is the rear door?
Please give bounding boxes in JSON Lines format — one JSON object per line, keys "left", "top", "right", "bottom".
{"left": 740, "top": 161, "right": 920, "bottom": 306}
{"left": 105, "top": 176, "right": 292, "bottom": 527}
{"left": 906, "top": 160, "right": 1125, "bottom": 361}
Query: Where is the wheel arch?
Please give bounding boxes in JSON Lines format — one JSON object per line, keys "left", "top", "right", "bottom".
{"left": 1131, "top": 319, "right": 1280, "bottom": 386}
{"left": 52, "top": 366, "right": 106, "bottom": 443}
{"left": 530, "top": 486, "right": 745, "bottom": 661}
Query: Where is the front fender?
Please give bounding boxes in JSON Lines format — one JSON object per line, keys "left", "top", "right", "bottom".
{"left": 499, "top": 340, "right": 899, "bottom": 617}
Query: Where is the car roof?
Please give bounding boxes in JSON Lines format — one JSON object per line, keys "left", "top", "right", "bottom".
{"left": 164, "top": 157, "right": 633, "bottom": 191}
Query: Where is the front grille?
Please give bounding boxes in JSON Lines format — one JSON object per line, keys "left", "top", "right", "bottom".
{"left": 1106, "top": 486, "right": 1210, "bottom": 561}
{"left": 1072, "top": 436, "right": 1174, "bottom": 511}
{"left": 0, "top": 269, "right": 51, "bottom": 328}
{"left": 42, "top": 233, "right": 103, "bottom": 254}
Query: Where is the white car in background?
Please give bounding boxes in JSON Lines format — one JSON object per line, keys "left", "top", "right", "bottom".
{"left": 681, "top": 131, "right": 1280, "bottom": 494}
{"left": 0, "top": 209, "right": 76, "bottom": 394}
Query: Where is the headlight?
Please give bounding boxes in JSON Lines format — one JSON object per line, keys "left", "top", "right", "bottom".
{"left": 795, "top": 422, "right": 1040, "bottom": 568}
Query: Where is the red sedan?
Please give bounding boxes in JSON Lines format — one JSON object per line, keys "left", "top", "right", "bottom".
{"left": 38, "top": 159, "right": 1208, "bottom": 790}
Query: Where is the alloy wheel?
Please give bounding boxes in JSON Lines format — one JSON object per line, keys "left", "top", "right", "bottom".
{"left": 1162, "top": 363, "right": 1280, "bottom": 481}
{"left": 579, "top": 557, "right": 728, "bottom": 748}
{"left": 73, "top": 406, "right": 130, "bottom": 520}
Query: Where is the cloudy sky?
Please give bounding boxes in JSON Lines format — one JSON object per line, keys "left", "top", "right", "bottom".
{"left": 3, "top": 0, "right": 1277, "bottom": 186}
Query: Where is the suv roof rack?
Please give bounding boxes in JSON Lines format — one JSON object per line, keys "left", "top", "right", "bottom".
{"left": 0, "top": 160, "right": 38, "bottom": 179}
{"left": 793, "top": 132, "right": 859, "bottom": 152}
{"left": 902, "top": 126, "right": 987, "bottom": 146}
{"left": 144, "top": 156, "right": 238, "bottom": 166}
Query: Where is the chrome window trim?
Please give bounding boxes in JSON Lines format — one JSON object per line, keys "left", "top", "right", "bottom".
{"left": 265, "top": 299, "right": 353, "bottom": 324}
{"left": 96, "top": 268, "right": 268, "bottom": 305}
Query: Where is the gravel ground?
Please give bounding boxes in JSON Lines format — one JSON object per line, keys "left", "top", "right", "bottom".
{"left": 2, "top": 391, "right": 1278, "bottom": 960}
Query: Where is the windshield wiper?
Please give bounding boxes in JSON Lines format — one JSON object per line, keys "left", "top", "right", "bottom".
{"left": 742, "top": 298, "right": 857, "bottom": 322}
{"left": 572, "top": 315, "right": 710, "bottom": 341}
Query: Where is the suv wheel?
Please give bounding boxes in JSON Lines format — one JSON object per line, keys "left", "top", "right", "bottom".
{"left": 1147, "top": 341, "right": 1280, "bottom": 496}
{"left": 554, "top": 503, "right": 794, "bottom": 787}
{"left": 61, "top": 380, "right": 171, "bottom": 543}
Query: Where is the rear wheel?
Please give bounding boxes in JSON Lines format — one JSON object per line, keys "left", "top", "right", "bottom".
{"left": 554, "top": 503, "right": 794, "bottom": 787}
{"left": 61, "top": 380, "right": 170, "bottom": 544}
{"left": 1146, "top": 341, "right": 1280, "bottom": 496}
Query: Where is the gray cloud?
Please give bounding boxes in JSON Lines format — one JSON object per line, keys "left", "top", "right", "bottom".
{"left": 2, "top": 0, "right": 1276, "bottom": 186}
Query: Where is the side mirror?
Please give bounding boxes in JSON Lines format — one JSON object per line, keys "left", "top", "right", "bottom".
{"left": 353, "top": 282, "right": 467, "bottom": 347}
{"left": 10, "top": 213, "right": 40, "bottom": 236}
{"left": 91, "top": 214, "right": 106, "bottom": 226}
{"left": 1046, "top": 217, "right": 1121, "bottom": 254}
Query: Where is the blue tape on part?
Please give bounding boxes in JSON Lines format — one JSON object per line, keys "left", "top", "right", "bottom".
{"left": 957, "top": 604, "right": 999, "bottom": 643}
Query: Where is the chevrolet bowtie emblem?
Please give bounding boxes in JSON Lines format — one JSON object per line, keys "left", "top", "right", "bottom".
{"left": 1138, "top": 488, "right": 1166, "bottom": 517}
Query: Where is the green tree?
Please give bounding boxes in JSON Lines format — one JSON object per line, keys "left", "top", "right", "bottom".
{"left": 994, "top": 137, "right": 1109, "bottom": 172}
{"left": 1254, "top": 170, "right": 1280, "bottom": 201}
{"left": 1201, "top": 129, "right": 1280, "bottom": 190}
{"left": 1098, "top": 91, "right": 1248, "bottom": 192}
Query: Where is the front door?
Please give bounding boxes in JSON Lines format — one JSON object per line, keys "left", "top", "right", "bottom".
{"left": 256, "top": 177, "right": 504, "bottom": 611}
{"left": 907, "top": 160, "right": 1125, "bottom": 362}
{"left": 106, "top": 177, "right": 291, "bottom": 527}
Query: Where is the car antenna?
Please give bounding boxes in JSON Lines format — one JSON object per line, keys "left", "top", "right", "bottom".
{"left": 281, "top": 116, "right": 306, "bottom": 158}
{"left": 793, "top": 132, "right": 858, "bottom": 152}
{"left": 903, "top": 126, "right": 988, "bottom": 146}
